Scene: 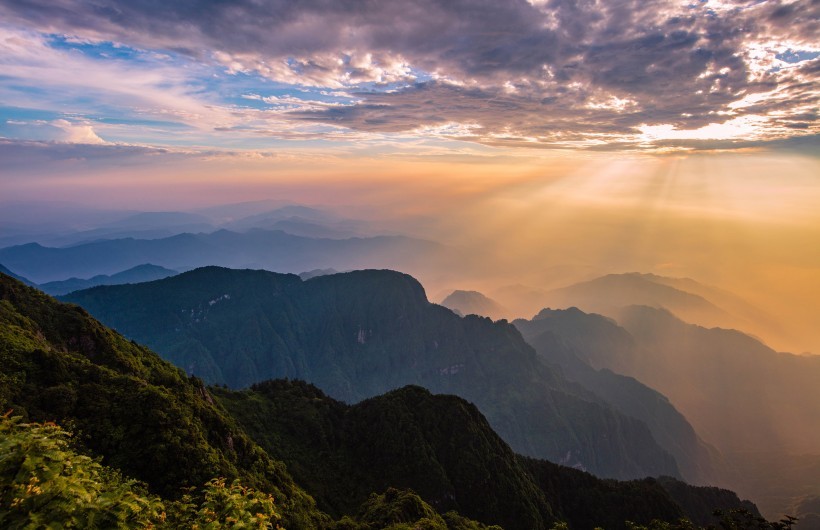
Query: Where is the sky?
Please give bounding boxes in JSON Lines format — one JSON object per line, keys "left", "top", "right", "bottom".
{"left": 0, "top": 0, "right": 819, "bottom": 351}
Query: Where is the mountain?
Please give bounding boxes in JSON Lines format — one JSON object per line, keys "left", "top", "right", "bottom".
{"left": 221, "top": 205, "right": 370, "bottom": 239}
{"left": 0, "top": 271, "right": 762, "bottom": 529}
{"left": 300, "top": 267, "right": 339, "bottom": 280}
{"left": 522, "top": 272, "right": 798, "bottom": 354}
{"left": 441, "top": 290, "right": 507, "bottom": 319}
{"left": 0, "top": 271, "right": 326, "bottom": 527}
{"left": 4, "top": 210, "right": 216, "bottom": 248}
{"left": 614, "top": 305, "right": 820, "bottom": 455}
{"left": 56, "top": 211, "right": 216, "bottom": 245}
{"left": 63, "top": 266, "right": 681, "bottom": 481}
{"left": 217, "top": 379, "right": 758, "bottom": 530}
{"left": 100, "top": 211, "right": 213, "bottom": 230}
{"left": 535, "top": 303, "right": 820, "bottom": 523}
{"left": 192, "top": 199, "right": 297, "bottom": 223}
{"left": 541, "top": 273, "right": 731, "bottom": 326}
{"left": 217, "top": 380, "right": 555, "bottom": 529}
{"left": 513, "top": 308, "right": 725, "bottom": 486}
{"left": 38, "top": 263, "right": 178, "bottom": 295}
{"left": 0, "top": 263, "right": 36, "bottom": 287}
{"left": 0, "top": 229, "right": 441, "bottom": 283}
{"left": 0, "top": 200, "right": 138, "bottom": 248}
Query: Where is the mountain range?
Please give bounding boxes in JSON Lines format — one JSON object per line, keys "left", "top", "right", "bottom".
{"left": 63, "top": 266, "right": 681, "bottom": 481}
{"left": 513, "top": 308, "right": 725, "bottom": 486}
{"left": 37, "top": 263, "right": 178, "bottom": 296}
{"left": 0, "top": 271, "right": 763, "bottom": 529}
{"left": 0, "top": 200, "right": 375, "bottom": 248}
{"left": 0, "top": 229, "right": 440, "bottom": 284}
{"left": 493, "top": 272, "right": 795, "bottom": 355}
{"left": 512, "top": 305, "right": 820, "bottom": 525}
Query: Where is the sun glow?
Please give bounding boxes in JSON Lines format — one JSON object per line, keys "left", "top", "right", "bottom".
{"left": 639, "top": 116, "right": 770, "bottom": 143}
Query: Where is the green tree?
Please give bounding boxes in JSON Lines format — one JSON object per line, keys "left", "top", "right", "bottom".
{"left": 0, "top": 413, "right": 164, "bottom": 528}
{"left": 0, "top": 414, "right": 282, "bottom": 529}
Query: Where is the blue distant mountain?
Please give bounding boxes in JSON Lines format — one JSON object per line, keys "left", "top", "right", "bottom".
{"left": 0, "top": 263, "right": 35, "bottom": 287}
{"left": 38, "top": 263, "right": 178, "bottom": 295}
{"left": 0, "top": 229, "right": 440, "bottom": 283}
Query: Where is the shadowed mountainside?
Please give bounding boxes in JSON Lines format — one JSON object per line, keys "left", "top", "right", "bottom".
{"left": 218, "top": 378, "right": 759, "bottom": 530}
{"left": 0, "top": 271, "right": 326, "bottom": 527}
{"left": 63, "top": 266, "right": 680, "bottom": 481}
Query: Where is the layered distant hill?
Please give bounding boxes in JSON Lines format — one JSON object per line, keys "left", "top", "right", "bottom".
{"left": 497, "top": 272, "right": 793, "bottom": 354}
{"left": 1, "top": 271, "right": 762, "bottom": 529}
{"left": 540, "top": 273, "right": 730, "bottom": 325}
{"left": 0, "top": 263, "right": 35, "bottom": 287}
{"left": 513, "top": 305, "right": 820, "bottom": 525}
{"left": 513, "top": 308, "right": 725, "bottom": 487}
{"left": 441, "top": 290, "right": 508, "bottom": 320}
{"left": 0, "top": 200, "right": 375, "bottom": 248}
{"left": 0, "top": 229, "right": 441, "bottom": 284}
{"left": 593, "top": 305, "right": 820, "bottom": 456}
{"left": 220, "top": 204, "right": 370, "bottom": 239}
{"left": 63, "top": 266, "right": 680, "bottom": 481}
{"left": 38, "top": 263, "right": 178, "bottom": 295}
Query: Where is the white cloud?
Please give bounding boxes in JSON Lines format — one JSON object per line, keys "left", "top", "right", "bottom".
{"left": 639, "top": 116, "right": 771, "bottom": 142}
{"left": 51, "top": 119, "right": 107, "bottom": 144}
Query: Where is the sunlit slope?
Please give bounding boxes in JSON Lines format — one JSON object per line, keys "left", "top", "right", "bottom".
{"left": 514, "top": 308, "right": 726, "bottom": 486}
{"left": 499, "top": 272, "right": 802, "bottom": 355}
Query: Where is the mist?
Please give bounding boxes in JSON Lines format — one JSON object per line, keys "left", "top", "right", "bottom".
{"left": 4, "top": 149, "right": 819, "bottom": 354}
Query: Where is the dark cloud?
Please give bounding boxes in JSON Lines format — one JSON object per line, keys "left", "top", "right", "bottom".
{"left": 0, "top": 139, "right": 183, "bottom": 171}
{"left": 293, "top": 82, "right": 642, "bottom": 140}
{"left": 1, "top": 0, "right": 817, "bottom": 150}
{"left": 652, "top": 133, "right": 820, "bottom": 155}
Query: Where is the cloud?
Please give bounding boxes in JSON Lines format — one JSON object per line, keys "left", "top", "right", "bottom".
{"left": 50, "top": 119, "right": 107, "bottom": 144}
{"left": 0, "top": 0, "right": 816, "bottom": 151}
{"left": 0, "top": 138, "right": 176, "bottom": 168}
{"left": 0, "top": 25, "right": 225, "bottom": 130}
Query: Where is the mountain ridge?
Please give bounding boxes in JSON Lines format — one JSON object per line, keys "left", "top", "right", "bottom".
{"left": 0, "top": 229, "right": 441, "bottom": 284}
{"left": 0, "top": 271, "right": 763, "bottom": 529}
{"left": 38, "top": 263, "right": 178, "bottom": 295}
{"left": 63, "top": 266, "right": 681, "bottom": 481}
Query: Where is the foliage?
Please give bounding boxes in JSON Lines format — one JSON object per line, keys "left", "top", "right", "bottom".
{"left": 328, "top": 488, "right": 502, "bottom": 530}
{"left": 0, "top": 413, "right": 164, "bottom": 528}
{"left": 356, "top": 487, "right": 448, "bottom": 529}
{"left": 655, "top": 478, "right": 760, "bottom": 527}
{"left": 0, "top": 414, "right": 283, "bottom": 529}
{"left": 520, "top": 455, "right": 685, "bottom": 530}
{"left": 623, "top": 508, "right": 798, "bottom": 530}
{"left": 165, "top": 478, "right": 280, "bottom": 529}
